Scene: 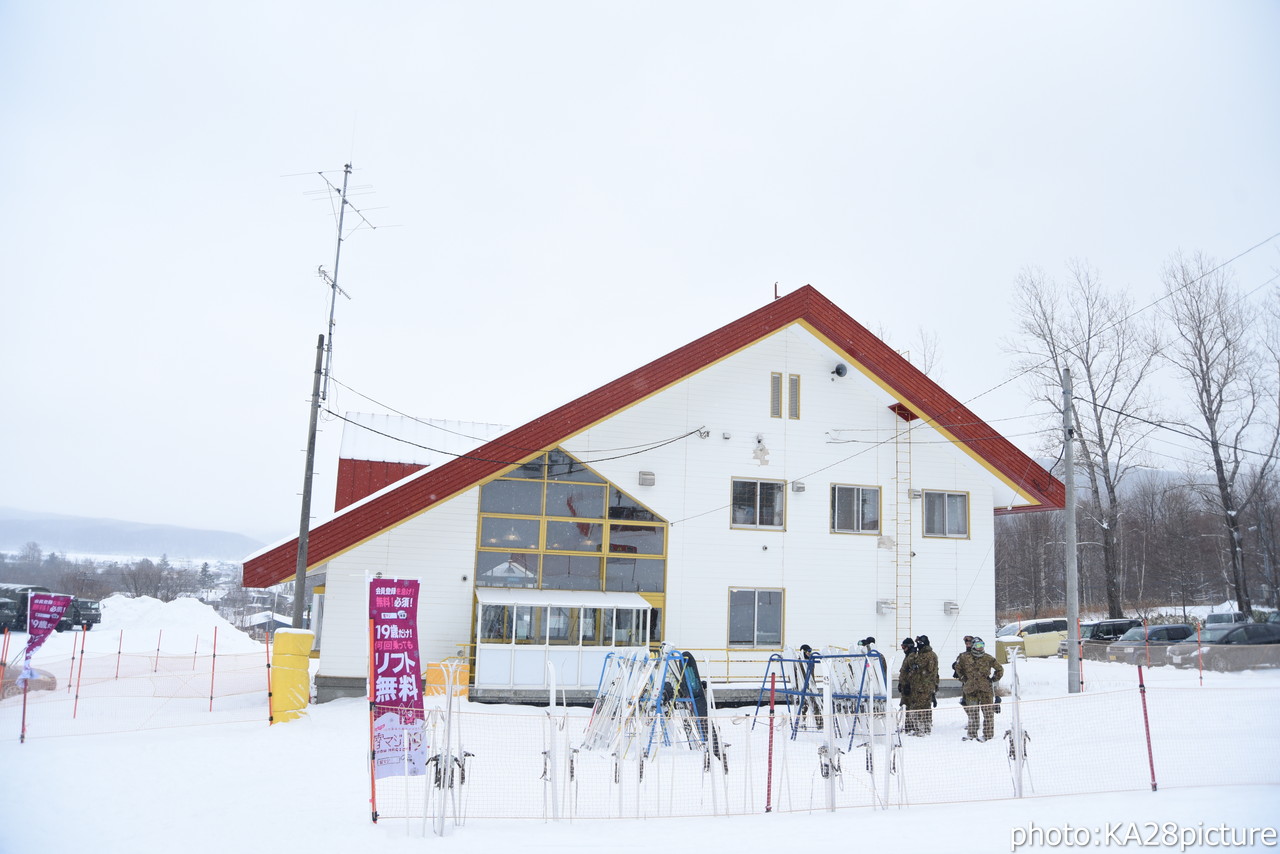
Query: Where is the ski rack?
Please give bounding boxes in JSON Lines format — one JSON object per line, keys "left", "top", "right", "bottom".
{"left": 579, "top": 645, "right": 724, "bottom": 763}
{"left": 751, "top": 647, "right": 889, "bottom": 742}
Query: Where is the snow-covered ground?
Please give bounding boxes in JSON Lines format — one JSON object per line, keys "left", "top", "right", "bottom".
{"left": 1, "top": 598, "right": 1277, "bottom": 853}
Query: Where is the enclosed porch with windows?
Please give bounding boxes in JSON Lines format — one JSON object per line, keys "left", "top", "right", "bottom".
{"left": 472, "top": 588, "right": 652, "bottom": 693}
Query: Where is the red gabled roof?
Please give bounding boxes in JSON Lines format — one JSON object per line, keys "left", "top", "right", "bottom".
{"left": 243, "top": 285, "right": 1063, "bottom": 587}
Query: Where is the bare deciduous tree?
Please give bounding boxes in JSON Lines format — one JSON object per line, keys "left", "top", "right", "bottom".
{"left": 1158, "top": 251, "right": 1280, "bottom": 616}
{"left": 1007, "top": 260, "right": 1160, "bottom": 618}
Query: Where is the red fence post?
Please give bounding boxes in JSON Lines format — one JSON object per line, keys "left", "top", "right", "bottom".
{"left": 72, "top": 630, "right": 88, "bottom": 718}
{"left": 67, "top": 631, "right": 77, "bottom": 692}
{"left": 1137, "top": 665, "right": 1158, "bottom": 791}
{"left": 766, "top": 672, "right": 776, "bottom": 813}
{"left": 208, "top": 627, "right": 219, "bottom": 713}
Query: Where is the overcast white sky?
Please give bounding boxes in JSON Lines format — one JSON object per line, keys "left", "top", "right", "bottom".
{"left": 2, "top": 2, "right": 1277, "bottom": 543}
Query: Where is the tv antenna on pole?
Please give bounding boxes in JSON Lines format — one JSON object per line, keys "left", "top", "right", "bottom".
{"left": 309, "top": 162, "right": 382, "bottom": 402}
{"left": 284, "top": 161, "right": 385, "bottom": 629}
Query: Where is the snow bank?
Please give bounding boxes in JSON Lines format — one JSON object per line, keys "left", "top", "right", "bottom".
{"left": 92, "top": 595, "right": 261, "bottom": 654}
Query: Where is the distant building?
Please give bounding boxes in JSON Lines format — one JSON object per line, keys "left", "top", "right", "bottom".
{"left": 244, "top": 286, "right": 1062, "bottom": 702}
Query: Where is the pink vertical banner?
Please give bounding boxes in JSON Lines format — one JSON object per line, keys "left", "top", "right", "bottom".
{"left": 19, "top": 593, "right": 71, "bottom": 689}
{"left": 368, "top": 578, "right": 425, "bottom": 779}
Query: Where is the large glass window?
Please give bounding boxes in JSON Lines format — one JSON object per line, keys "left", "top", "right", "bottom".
{"left": 541, "top": 554, "right": 603, "bottom": 590}
{"left": 605, "top": 557, "right": 665, "bottom": 592}
{"left": 480, "top": 605, "right": 512, "bottom": 643}
{"left": 923, "top": 490, "right": 969, "bottom": 538}
{"left": 729, "top": 588, "right": 783, "bottom": 647}
{"left": 608, "top": 487, "right": 659, "bottom": 522}
{"left": 477, "top": 450, "right": 668, "bottom": 594}
{"left": 608, "top": 524, "right": 664, "bottom": 555}
{"left": 480, "top": 479, "right": 544, "bottom": 515}
{"left": 479, "top": 516, "right": 540, "bottom": 550}
{"left": 614, "top": 609, "right": 646, "bottom": 645}
{"left": 513, "top": 604, "right": 545, "bottom": 643}
{"left": 545, "top": 521, "right": 604, "bottom": 553}
{"left": 547, "top": 607, "right": 577, "bottom": 645}
{"left": 831, "top": 485, "right": 880, "bottom": 534}
{"left": 547, "top": 449, "right": 605, "bottom": 483}
{"left": 475, "top": 449, "right": 669, "bottom": 643}
{"left": 475, "top": 552, "right": 539, "bottom": 588}
{"left": 731, "top": 478, "right": 785, "bottom": 529}
{"left": 546, "top": 482, "right": 605, "bottom": 519}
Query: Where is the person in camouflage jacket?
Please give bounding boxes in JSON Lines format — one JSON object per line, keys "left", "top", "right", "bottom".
{"left": 897, "top": 638, "right": 920, "bottom": 733}
{"left": 953, "top": 636, "right": 1003, "bottom": 741}
{"left": 908, "top": 634, "right": 939, "bottom": 735}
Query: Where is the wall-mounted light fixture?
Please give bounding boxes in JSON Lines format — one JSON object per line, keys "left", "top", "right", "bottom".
{"left": 791, "top": 481, "right": 805, "bottom": 492}
{"left": 832, "top": 364, "right": 848, "bottom": 378}
{"left": 876, "top": 599, "right": 896, "bottom": 615}
{"left": 909, "top": 489, "right": 922, "bottom": 499}
{"left": 943, "top": 600, "right": 961, "bottom": 616}
{"left": 638, "top": 471, "right": 656, "bottom": 487}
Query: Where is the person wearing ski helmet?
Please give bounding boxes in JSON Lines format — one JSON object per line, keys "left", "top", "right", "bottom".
{"left": 897, "top": 637, "right": 920, "bottom": 734}
{"left": 951, "top": 634, "right": 975, "bottom": 679}
{"left": 954, "top": 636, "right": 1002, "bottom": 741}
{"left": 911, "top": 635, "right": 939, "bottom": 735}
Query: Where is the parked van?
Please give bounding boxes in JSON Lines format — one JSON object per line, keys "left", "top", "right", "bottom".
{"left": 995, "top": 617, "right": 1069, "bottom": 660}
{"left": 1204, "top": 611, "right": 1247, "bottom": 626}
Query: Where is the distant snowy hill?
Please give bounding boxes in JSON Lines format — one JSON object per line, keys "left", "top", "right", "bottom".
{"left": 0, "top": 507, "right": 263, "bottom": 562}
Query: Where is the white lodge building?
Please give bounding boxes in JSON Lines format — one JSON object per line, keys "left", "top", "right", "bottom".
{"left": 244, "top": 286, "right": 1063, "bottom": 703}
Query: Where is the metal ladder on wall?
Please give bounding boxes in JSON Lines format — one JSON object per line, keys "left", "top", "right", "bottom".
{"left": 894, "top": 410, "right": 914, "bottom": 643}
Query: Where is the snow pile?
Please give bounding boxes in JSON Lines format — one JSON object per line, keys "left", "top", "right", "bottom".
{"left": 96, "top": 594, "right": 260, "bottom": 653}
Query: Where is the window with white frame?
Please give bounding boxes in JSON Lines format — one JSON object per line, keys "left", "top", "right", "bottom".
{"left": 831, "top": 484, "right": 880, "bottom": 533}
{"left": 731, "top": 478, "right": 785, "bottom": 529}
{"left": 728, "top": 588, "right": 783, "bottom": 646}
{"left": 923, "top": 490, "right": 969, "bottom": 537}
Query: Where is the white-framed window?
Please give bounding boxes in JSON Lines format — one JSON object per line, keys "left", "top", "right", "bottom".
{"left": 729, "top": 588, "right": 783, "bottom": 647}
{"left": 831, "top": 484, "right": 880, "bottom": 534}
{"left": 731, "top": 478, "right": 785, "bottom": 529}
{"left": 923, "top": 490, "right": 969, "bottom": 538}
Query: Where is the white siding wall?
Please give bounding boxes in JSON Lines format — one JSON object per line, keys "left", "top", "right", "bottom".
{"left": 320, "top": 324, "right": 1008, "bottom": 681}
{"left": 318, "top": 489, "right": 480, "bottom": 680}
{"left": 566, "top": 325, "right": 997, "bottom": 662}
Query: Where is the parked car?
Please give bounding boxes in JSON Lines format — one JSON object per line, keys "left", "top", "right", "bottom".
{"left": 1204, "top": 611, "right": 1248, "bottom": 626}
{"left": 1106, "top": 624, "right": 1196, "bottom": 665}
{"left": 0, "top": 663, "right": 58, "bottom": 700}
{"left": 996, "top": 618, "right": 1069, "bottom": 660}
{"left": 1058, "top": 618, "right": 1143, "bottom": 660}
{"left": 1172, "top": 623, "right": 1280, "bottom": 672}
{"left": 1166, "top": 625, "right": 1239, "bottom": 668}
{"left": 1269, "top": 612, "right": 1280, "bottom": 625}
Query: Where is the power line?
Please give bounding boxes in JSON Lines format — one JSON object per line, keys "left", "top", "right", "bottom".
{"left": 1077, "top": 398, "right": 1280, "bottom": 465}
{"left": 323, "top": 408, "right": 705, "bottom": 468}
{"left": 328, "top": 374, "right": 706, "bottom": 455}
